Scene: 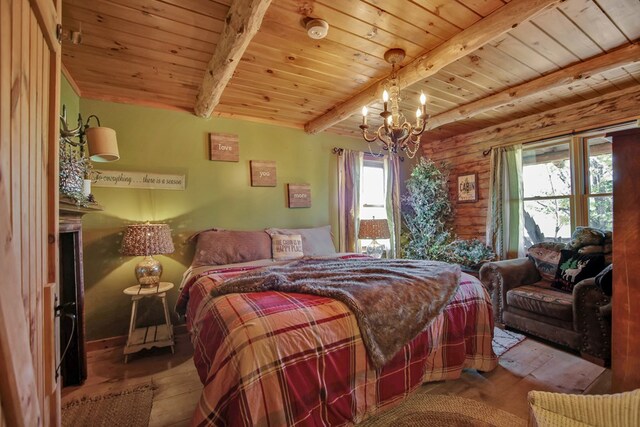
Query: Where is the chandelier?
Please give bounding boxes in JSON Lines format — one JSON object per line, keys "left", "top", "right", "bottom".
{"left": 360, "top": 48, "right": 428, "bottom": 159}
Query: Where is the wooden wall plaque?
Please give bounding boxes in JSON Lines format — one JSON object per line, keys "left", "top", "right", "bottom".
{"left": 288, "top": 184, "right": 311, "bottom": 208}
{"left": 209, "top": 133, "right": 239, "bottom": 162}
{"left": 250, "top": 160, "right": 277, "bottom": 187}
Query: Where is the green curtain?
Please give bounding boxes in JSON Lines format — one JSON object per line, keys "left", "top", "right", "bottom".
{"left": 337, "top": 149, "right": 363, "bottom": 252}
{"left": 384, "top": 155, "right": 401, "bottom": 258}
{"left": 487, "top": 145, "right": 524, "bottom": 259}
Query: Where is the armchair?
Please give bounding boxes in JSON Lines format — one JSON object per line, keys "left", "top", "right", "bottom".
{"left": 480, "top": 258, "right": 611, "bottom": 364}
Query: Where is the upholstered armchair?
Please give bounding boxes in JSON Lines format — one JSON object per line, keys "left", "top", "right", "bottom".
{"left": 480, "top": 258, "right": 611, "bottom": 364}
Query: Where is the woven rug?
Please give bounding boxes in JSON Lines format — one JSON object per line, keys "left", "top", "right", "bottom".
{"left": 62, "top": 383, "right": 154, "bottom": 427}
{"left": 360, "top": 393, "right": 527, "bottom": 426}
{"left": 493, "top": 327, "right": 526, "bottom": 357}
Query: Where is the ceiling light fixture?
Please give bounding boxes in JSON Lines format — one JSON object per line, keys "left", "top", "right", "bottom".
{"left": 360, "top": 48, "right": 428, "bottom": 159}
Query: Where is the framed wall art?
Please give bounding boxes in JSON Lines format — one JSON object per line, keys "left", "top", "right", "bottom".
{"left": 457, "top": 173, "right": 478, "bottom": 203}
{"left": 287, "top": 184, "right": 311, "bottom": 208}
{"left": 209, "top": 132, "right": 239, "bottom": 162}
{"left": 250, "top": 160, "right": 276, "bottom": 187}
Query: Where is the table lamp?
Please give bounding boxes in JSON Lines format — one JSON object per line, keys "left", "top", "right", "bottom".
{"left": 358, "top": 218, "right": 390, "bottom": 258}
{"left": 120, "top": 223, "right": 175, "bottom": 287}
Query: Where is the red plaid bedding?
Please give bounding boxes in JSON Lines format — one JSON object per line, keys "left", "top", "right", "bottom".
{"left": 178, "top": 257, "right": 497, "bottom": 426}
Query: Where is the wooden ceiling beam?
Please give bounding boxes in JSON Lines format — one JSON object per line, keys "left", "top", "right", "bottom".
{"left": 303, "top": 0, "right": 563, "bottom": 134}
{"left": 429, "top": 84, "right": 640, "bottom": 148}
{"left": 427, "top": 42, "right": 640, "bottom": 131}
{"left": 194, "top": 0, "right": 272, "bottom": 118}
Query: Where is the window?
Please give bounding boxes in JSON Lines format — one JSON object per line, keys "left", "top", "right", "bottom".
{"left": 359, "top": 158, "right": 389, "bottom": 251}
{"left": 522, "top": 135, "right": 613, "bottom": 248}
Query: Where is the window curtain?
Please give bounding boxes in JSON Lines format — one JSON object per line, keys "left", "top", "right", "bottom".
{"left": 337, "top": 150, "right": 363, "bottom": 252}
{"left": 384, "top": 155, "right": 402, "bottom": 258}
{"left": 486, "top": 145, "right": 525, "bottom": 259}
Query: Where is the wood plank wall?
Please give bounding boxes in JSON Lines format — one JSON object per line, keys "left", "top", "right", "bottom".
{"left": 422, "top": 85, "right": 640, "bottom": 243}
{"left": 0, "top": 0, "right": 60, "bottom": 424}
{"left": 609, "top": 128, "right": 640, "bottom": 392}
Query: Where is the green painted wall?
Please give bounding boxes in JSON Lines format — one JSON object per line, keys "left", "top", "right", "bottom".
{"left": 68, "top": 96, "right": 370, "bottom": 340}
{"left": 60, "top": 75, "right": 80, "bottom": 126}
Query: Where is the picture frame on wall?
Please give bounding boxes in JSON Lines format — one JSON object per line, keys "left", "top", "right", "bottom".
{"left": 209, "top": 133, "right": 239, "bottom": 162}
{"left": 250, "top": 160, "right": 277, "bottom": 187}
{"left": 287, "top": 184, "right": 311, "bottom": 208}
{"left": 457, "top": 173, "right": 478, "bottom": 203}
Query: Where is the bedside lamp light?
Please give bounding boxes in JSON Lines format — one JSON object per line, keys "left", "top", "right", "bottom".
{"left": 358, "top": 218, "right": 390, "bottom": 259}
{"left": 121, "top": 223, "right": 175, "bottom": 287}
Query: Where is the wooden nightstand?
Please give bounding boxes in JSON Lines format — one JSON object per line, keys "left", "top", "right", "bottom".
{"left": 123, "top": 282, "right": 175, "bottom": 363}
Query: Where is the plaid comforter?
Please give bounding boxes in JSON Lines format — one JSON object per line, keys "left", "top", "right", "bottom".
{"left": 178, "top": 256, "right": 498, "bottom": 426}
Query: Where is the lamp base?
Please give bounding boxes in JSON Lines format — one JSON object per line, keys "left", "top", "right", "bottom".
{"left": 366, "top": 239, "right": 385, "bottom": 259}
{"left": 135, "top": 256, "right": 163, "bottom": 287}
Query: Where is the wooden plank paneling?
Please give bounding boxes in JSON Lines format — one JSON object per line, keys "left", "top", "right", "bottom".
{"left": 0, "top": 0, "right": 60, "bottom": 424}
{"left": 609, "top": 128, "right": 640, "bottom": 393}
{"left": 59, "top": 0, "right": 640, "bottom": 135}
{"left": 425, "top": 85, "right": 640, "bottom": 241}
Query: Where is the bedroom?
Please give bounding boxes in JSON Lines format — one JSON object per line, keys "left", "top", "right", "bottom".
{"left": 1, "top": 0, "right": 639, "bottom": 426}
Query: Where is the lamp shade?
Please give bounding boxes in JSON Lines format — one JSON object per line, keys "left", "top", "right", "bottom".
{"left": 120, "top": 223, "right": 175, "bottom": 256}
{"left": 86, "top": 126, "right": 119, "bottom": 162}
{"left": 358, "top": 218, "right": 391, "bottom": 240}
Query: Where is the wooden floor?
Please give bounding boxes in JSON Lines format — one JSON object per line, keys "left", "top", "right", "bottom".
{"left": 62, "top": 333, "right": 610, "bottom": 426}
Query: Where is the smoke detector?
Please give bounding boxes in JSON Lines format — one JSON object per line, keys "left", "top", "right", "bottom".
{"left": 305, "top": 18, "right": 329, "bottom": 39}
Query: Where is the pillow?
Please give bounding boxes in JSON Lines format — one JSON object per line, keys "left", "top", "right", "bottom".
{"left": 527, "top": 242, "right": 565, "bottom": 282}
{"left": 266, "top": 225, "right": 336, "bottom": 256}
{"left": 569, "top": 227, "right": 605, "bottom": 250}
{"left": 271, "top": 234, "right": 304, "bottom": 261}
{"left": 551, "top": 249, "right": 606, "bottom": 293}
{"left": 595, "top": 264, "right": 612, "bottom": 297}
{"left": 192, "top": 229, "right": 272, "bottom": 267}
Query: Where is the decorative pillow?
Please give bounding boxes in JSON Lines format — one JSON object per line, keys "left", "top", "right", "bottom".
{"left": 578, "top": 245, "right": 604, "bottom": 254}
{"left": 595, "top": 264, "right": 613, "bottom": 297}
{"left": 271, "top": 234, "right": 304, "bottom": 261}
{"left": 527, "top": 242, "right": 565, "bottom": 282}
{"left": 551, "top": 249, "right": 606, "bottom": 293}
{"left": 569, "top": 227, "right": 605, "bottom": 250}
{"left": 266, "top": 225, "right": 336, "bottom": 256}
{"left": 192, "top": 229, "right": 272, "bottom": 267}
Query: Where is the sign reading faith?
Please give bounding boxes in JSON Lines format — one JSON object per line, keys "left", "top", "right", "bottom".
{"left": 209, "top": 133, "right": 239, "bottom": 162}
{"left": 250, "top": 160, "right": 276, "bottom": 187}
{"left": 287, "top": 183, "right": 311, "bottom": 208}
{"left": 93, "top": 170, "right": 186, "bottom": 190}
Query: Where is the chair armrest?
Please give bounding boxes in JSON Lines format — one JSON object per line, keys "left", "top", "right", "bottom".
{"left": 573, "top": 278, "right": 611, "bottom": 360}
{"left": 480, "top": 258, "right": 540, "bottom": 323}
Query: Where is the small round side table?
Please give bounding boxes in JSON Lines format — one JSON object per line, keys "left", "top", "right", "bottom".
{"left": 123, "top": 282, "right": 175, "bottom": 363}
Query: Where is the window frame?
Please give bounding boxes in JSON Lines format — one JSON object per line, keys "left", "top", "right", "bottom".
{"left": 521, "top": 133, "right": 613, "bottom": 245}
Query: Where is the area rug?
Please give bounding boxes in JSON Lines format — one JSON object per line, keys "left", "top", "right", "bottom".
{"left": 359, "top": 393, "right": 527, "bottom": 426}
{"left": 493, "top": 327, "right": 526, "bottom": 357}
{"left": 62, "top": 383, "right": 154, "bottom": 427}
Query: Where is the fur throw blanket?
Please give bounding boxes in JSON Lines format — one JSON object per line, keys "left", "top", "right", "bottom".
{"left": 210, "top": 258, "right": 461, "bottom": 368}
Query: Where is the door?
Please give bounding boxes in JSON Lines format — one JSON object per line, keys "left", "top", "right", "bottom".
{"left": 0, "top": 0, "right": 61, "bottom": 425}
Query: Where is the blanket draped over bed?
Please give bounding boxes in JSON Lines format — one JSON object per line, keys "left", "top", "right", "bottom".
{"left": 210, "top": 258, "right": 461, "bottom": 368}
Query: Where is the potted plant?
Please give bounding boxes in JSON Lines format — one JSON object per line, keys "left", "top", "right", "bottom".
{"left": 401, "top": 158, "right": 496, "bottom": 269}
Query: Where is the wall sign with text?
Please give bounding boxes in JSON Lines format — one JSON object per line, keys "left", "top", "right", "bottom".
{"left": 287, "top": 184, "right": 311, "bottom": 208}
{"left": 209, "top": 133, "right": 239, "bottom": 162}
{"left": 457, "top": 173, "right": 478, "bottom": 202}
{"left": 93, "top": 170, "right": 186, "bottom": 190}
{"left": 250, "top": 160, "right": 277, "bottom": 187}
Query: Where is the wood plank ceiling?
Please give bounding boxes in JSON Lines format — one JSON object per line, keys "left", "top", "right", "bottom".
{"left": 61, "top": 0, "right": 640, "bottom": 141}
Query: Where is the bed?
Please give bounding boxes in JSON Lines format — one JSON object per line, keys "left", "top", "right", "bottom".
{"left": 176, "top": 250, "right": 497, "bottom": 426}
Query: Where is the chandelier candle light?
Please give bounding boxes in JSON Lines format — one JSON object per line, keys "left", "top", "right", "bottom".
{"left": 120, "top": 223, "right": 175, "bottom": 287}
{"left": 360, "top": 48, "right": 428, "bottom": 159}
